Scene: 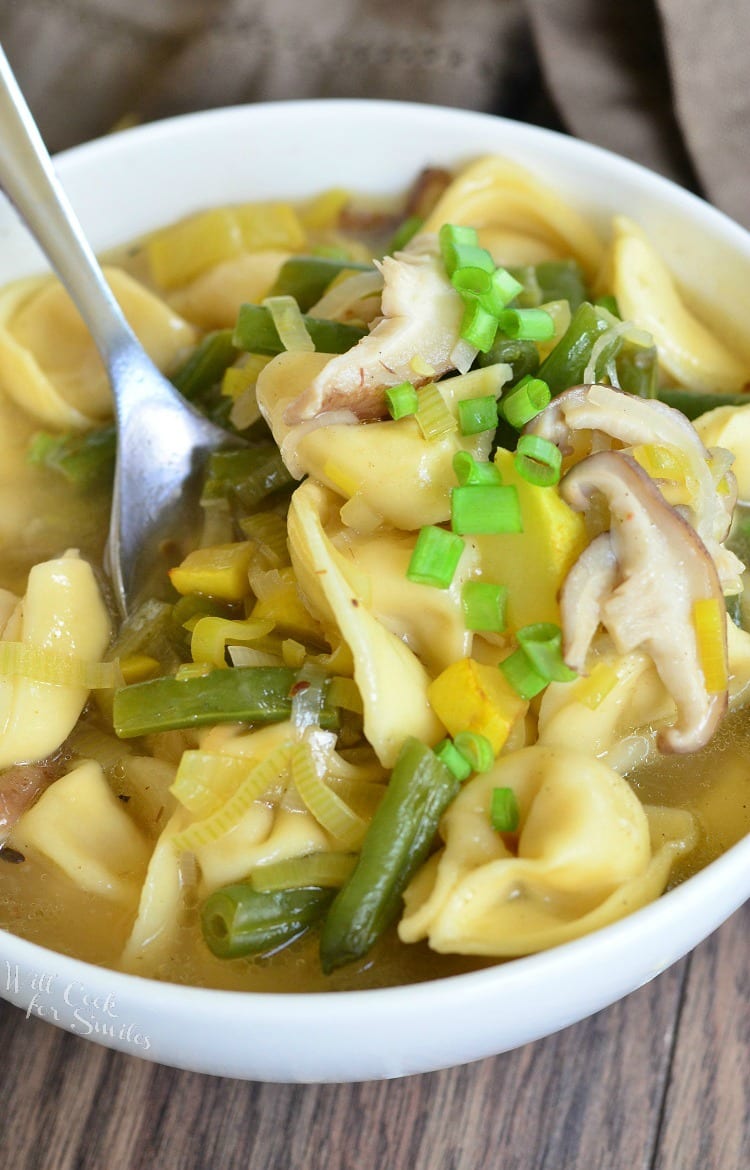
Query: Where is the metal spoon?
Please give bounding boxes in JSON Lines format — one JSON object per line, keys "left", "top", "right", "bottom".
{"left": 0, "top": 46, "right": 239, "bottom": 616}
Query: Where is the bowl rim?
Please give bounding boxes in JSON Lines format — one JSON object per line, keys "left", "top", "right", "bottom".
{"left": 1, "top": 96, "right": 749, "bottom": 1032}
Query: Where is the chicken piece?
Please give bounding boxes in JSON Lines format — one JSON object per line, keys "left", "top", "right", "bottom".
{"left": 527, "top": 384, "right": 743, "bottom": 592}
{"left": 559, "top": 451, "right": 727, "bottom": 753}
{"left": 283, "top": 235, "right": 464, "bottom": 423}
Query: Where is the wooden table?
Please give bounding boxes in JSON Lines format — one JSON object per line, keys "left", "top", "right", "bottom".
{"left": 1, "top": 903, "right": 747, "bottom": 1170}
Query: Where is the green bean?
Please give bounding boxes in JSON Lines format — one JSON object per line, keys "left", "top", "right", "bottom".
{"left": 201, "top": 445, "right": 296, "bottom": 509}
{"left": 268, "top": 256, "right": 371, "bottom": 312}
{"left": 27, "top": 424, "right": 116, "bottom": 490}
{"left": 201, "top": 884, "right": 334, "bottom": 959}
{"left": 319, "top": 736, "right": 460, "bottom": 974}
{"left": 477, "top": 337, "right": 540, "bottom": 385}
{"left": 509, "top": 260, "right": 588, "bottom": 312}
{"left": 106, "top": 598, "right": 185, "bottom": 674}
{"left": 113, "top": 666, "right": 340, "bottom": 738}
{"left": 172, "top": 329, "right": 238, "bottom": 401}
{"left": 387, "top": 214, "right": 423, "bottom": 254}
{"left": 657, "top": 387, "right": 750, "bottom": 420}
{"left": 233, "top": 304, "right": 367, "bottom": 356}
{"left": 617, "top": 340, "right": 659, "bottom": 399}
{"left": 537, "top": 301, "right": 613, "bottom": 396}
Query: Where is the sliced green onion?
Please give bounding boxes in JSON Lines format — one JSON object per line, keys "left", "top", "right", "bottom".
{"left": 460, "top": 299, "right": 498, "bottom": 352}
{"left": 457, "top": 394, "right": 499, "bottom": 436}
{"left": 434, "top": 738, "right": 472, "bottom": 782}
{"left": 514, "top": 434, "right": 563, "bottom": 487}
{"left": 452, "top": 451, "right": 503, "bottom": 487}
{"left": 461, "top": 581, "right": 508, "bottom": 632}
{"left": 386, "top": 381, "right": 419, "bottom": 420}
{"left": 479, "top": 267, "right": 524, "bottom": 316}
{"left": 406, "top": 525, "right": 465, "bottom": 588}
{"left": 490, "top": 786, "right": 520, "bottom": 833}
{"left": 439, "top": 223, "right": 479, "bottom": 274}
{"left": 499, "top": 648, "right": 548, "bottom": 700}
{"left": 497, "top": 308, "right": 556, "bottom": 342}
{"left": 451, "top": 484, "right": 522, "bottom": 535}
{"left": 28, "top": 425, "right": 116, "bottom": 491}
{"left": 415, "top": 383, "right": 457, "bottom": 441}
{"left": 517, "top": 623, "right": 577, "bottom": 683}
{"left": 501, "top": 375, "right": 552, "bottom": 429}
{"left": 453, "top": 730, "right": 494, "bottom": 773}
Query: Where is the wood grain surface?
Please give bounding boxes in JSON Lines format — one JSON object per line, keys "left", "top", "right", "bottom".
{"left": 0, "top": 904, "right": 747, "bottom": 1170}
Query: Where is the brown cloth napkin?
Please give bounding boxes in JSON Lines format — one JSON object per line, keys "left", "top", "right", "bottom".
{"left": 2, "top": 0, "right": 748, "bottom": 226}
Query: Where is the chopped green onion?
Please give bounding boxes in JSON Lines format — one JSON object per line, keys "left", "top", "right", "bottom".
{"left": 434, "top": 738, "right": 472, "bottom": 782}
{"left": 415, "top": 383, "right": 457, "bottom": 441}
{"left": 490, "top": 786, "right": 520, "bottom": 833}
{"left": 453, "top": 730, "right": 494, "bottom": 773}
{"left": 517, "top": 623, "right": 577, "bottom": 683}
{"left": 461, "top": 581, "right": 508, "bottom": 632}
{"left": 406, "top": 525, "right": 465, "bottom": 588}
{"left": 478, "top": 267, "right": 524, "bottom": 316}
{"left": 386, "top": 381, "right": 419, "bottom": 420}
{"left": 451, "top": 484, "right": 522, "bottom": 535}
{"left": 452, "top": 451, "right": 503, "bottom": 486}
{"left": 460, "top": 299, "right": 498, "bottom": 353}
{"left": 451, "top": 265, "right": 493, "bottom": 296}
{"left": 439, "top": 223, "right": 480, "bottom": 274}
{"left": 514, "top": 434, "right": 563, "bottom": 486}
{"left": 388, "top": 214, "right": 424, "bottom": 254}
{"left": 497, "top": 308, "right": 556, "bottom": 342}
{"left": 501, "top": 375, "right": 551, "bottom": 429}
{"left": 498, "top": 648, "right": 548, "bottom": 700}
{"left": 457, "top": 394, "right": 499, "bottom": 436}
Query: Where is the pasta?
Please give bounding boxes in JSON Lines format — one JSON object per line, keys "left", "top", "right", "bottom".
{"left": 1, "top": 157, "right": 749, "bottom": 994}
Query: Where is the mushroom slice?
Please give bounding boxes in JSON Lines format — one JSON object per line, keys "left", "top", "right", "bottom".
{"left": 284, "top": 235, "right": 464, "bottom": 424}
{"left": 559, "top": 451, "right": 727, "bottom": 753}
{"left": 528, "top": 384, "right": 743, "bottom": 592}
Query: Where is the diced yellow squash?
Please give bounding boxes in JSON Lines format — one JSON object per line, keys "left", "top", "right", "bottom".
{"left": 169, "top": 542, "right": 253, "bottom": 602}
{"left": 234, "top": 202, "right": 306, "bottom": 252}
{"left": 251, "top": 566, "right": 326, "bottom": 645}
{"left": 478, "top": 448, "right": 587, "bottom": 632}
{"left": 427, "top": 657, "right": 527, "bottom": 754}
{"left": 120, "top": 654, "right": 161, "bottom": 684}
{"left": 299, "top": 187, "right": 350, "bottom": 230}
{"left": 147, "top": 209, "right": 243, "bottom": 290}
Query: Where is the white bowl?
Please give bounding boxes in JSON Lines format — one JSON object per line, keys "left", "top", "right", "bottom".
{"left": 1, "top": 100, "right": 750, "bottom": 1082}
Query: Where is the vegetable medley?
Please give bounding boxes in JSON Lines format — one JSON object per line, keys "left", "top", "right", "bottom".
{"left": 2, "top": 156, "right": 750, "bottom": 990}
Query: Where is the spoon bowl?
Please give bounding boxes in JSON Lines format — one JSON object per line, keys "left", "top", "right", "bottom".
{"left": 0, "top": 47, "right": 237, "bottom": 615}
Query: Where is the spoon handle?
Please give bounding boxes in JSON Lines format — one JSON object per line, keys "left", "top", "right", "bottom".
{"left": 0, "top": 45, "right": 138, "bottom": 375}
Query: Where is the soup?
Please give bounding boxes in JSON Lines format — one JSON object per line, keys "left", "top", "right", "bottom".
{"left": 1, "top": 156, "right": 750, "bottom": 993}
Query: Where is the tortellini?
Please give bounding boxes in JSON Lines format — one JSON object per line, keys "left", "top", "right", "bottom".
{"left": 288, "top": 480, "right": 443, "bottom": 765}
{"left": 0, "top": 550, "right": 110, "bottom": 770}
{"left": 399, "top": 745, "right": 696, "bottom": 956}
{"left": 11, "top": 760, "right": 150, "bottom": 905}
{"left": 0, "top": 267, "right": 196, "bottom": 429}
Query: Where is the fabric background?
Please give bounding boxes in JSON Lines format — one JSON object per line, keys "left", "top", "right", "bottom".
{"left": 1, "top": 0, "right": 746, "bottom": 225}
